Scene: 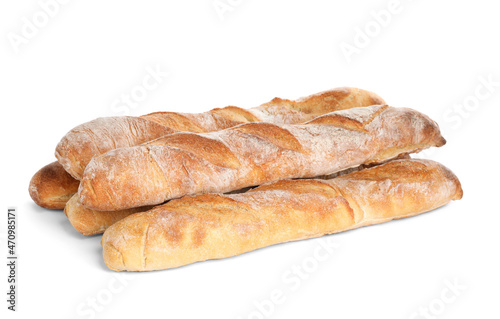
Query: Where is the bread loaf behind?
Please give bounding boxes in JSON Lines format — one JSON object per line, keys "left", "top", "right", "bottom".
{"left": 29, "top": 162, "right": 80, "bottom": 209}
{"left": 55, "top": 87, "right": 384, "bottom": 179}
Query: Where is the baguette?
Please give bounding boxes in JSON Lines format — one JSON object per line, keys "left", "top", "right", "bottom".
{"left": 29, "top": 162, "right": 80, "bottom": 209}
{"left": 55, "top": 87, "right": 384, "bottom": 179}
{"left": 64, "top": 194, "right": 152, "bottom": 236}
{"left": 101, "top": 159, "right": 463, "bottom": 271}
{"left": 66, "top": 155, "right": 411, "bottom": 236}
{"left": 80, "top": 105, "right": 446, "bottom": 211}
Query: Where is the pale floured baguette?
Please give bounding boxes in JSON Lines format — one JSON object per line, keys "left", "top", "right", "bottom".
{"left": 56, "top": 87, "right": 384, "bottom": 179}
{"left": 29, "top": 162, "right": 80, "bottom": 209}
{"left": 80, "top": 105, "right": 446, "bottom": 211}
{"left": 101, "top": 159, "right": 463, "bottom": 272}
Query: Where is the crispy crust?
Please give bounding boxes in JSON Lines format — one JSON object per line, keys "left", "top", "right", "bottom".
{"left": 64, "top": 194, "right": 152, "bottom": 236}
{"left": 29, "top": 162, "right": 80, "bottom": 209}
{"left": 101, "top": 159, "right": 462, "bottom": 272}
{"left": 55, "top": 117, "right": 174, "bottom": 180}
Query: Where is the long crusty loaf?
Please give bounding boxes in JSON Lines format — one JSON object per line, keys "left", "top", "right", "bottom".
{"left": 29, "top": 162, "right": 80, "bottom": 209}
{"left": 66, "top": 155, "right": 411, "bottom": 236}
{"left": 55, "top": 87, "right": 384, "bottom": 179}
{"left": 101, "top": 159, "right": 463, "bottom": 271}
{"left": 80, "top": 105, "right": 446, "bottom": 211}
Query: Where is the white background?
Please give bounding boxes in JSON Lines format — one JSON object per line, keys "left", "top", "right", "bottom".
{"left": 1, "top": 0, "right": 499, "bottom": 318}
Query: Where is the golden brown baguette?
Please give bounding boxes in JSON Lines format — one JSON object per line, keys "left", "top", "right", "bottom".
{"left": 55, "top": 87, "right": 384, "bottom": 179}
{"left": 101, "top": 159, "right": 463, "bottom": 271}
{"left": 66, "top": 155, "right": 411, "bottom": 236}
{"left": 29, "top": 162, "right": 80, "bottom": 209}
{"left": 80, "top": 105, "right": 446, "bottom": 211}
{"left": 64, "top": 194, "right": 152, "bottom": 236}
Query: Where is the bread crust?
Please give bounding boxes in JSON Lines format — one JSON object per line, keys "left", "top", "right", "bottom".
{"left": 64, "top": 194, "right": 152, "bottom": 236}
{"left": 29, "top": 162, "right": 80, "bottom": 209}
{"left": 101, "top": 159, "right": 463, "bottom": 272}
{"left": 80, "top": 106, "right": 446, "bottom": 211}
{"left": 55, "top": 87, "right": 385, "bottom": 179}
